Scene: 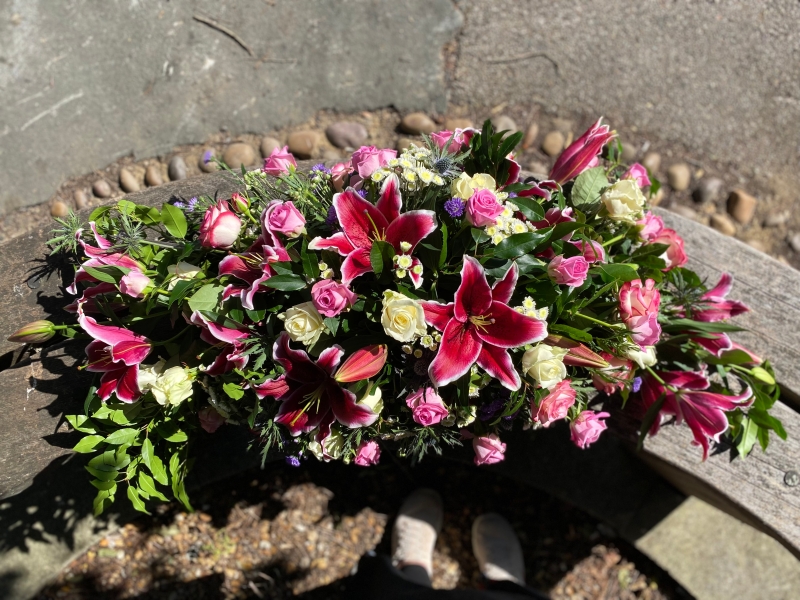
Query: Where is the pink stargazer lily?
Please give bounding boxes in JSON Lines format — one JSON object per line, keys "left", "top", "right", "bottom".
{"left": 67, "top": 222, "right": 146, "bottom": 296}
{"left": 640, "top": 370, "right": 753, "bottom": 460}
{"left": 692, "top": 273, "right": 749, "bottom": 322}
{"left": 549, "top": 118, "right": 615, "bottom": 184}
{"left": 79, "top": 309, "right": 152, "bottom": 403}
{"left": 253, "top": 333, "right": 384, "bottom": 439}
{"left": 308, "top": 174, "right": 437, "bottom": 285}
{"left": 421, "top": 258, "right": 548, "bottom": 390}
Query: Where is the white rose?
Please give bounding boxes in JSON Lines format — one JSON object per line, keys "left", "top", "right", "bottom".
{"left": 381, "top": 291, "right": 427, "bottom": 342}
{"left": 281, "top": 301, "right": 325, "bottom": 347}
{"left": 451, "top": 172, "right": 475, "bottom": 200}
{"left": 626, "top": 345, "right": 657, "bottom": 369}
{"left": 470, "top": 173, "right": 497, "bottom": 192}
{"left": 601, "top": 179, "right": 646, "bottom": 223}
{"left": 308, "top": 430, "right": 344, "bottom": 462}
{"left": 521, "top": 344, "right": 569, "bottom": 389}
{"left": 167, "top": 261, "right": 204, "bottom": 290}
{"left": 150, "top": 366, "right": 194, "bottom": 406}
{"left": 137, "top": 360, "right": 165, "bottom": 391}
{"left": 356, "top": 385, "right": 384, "bottom": 416}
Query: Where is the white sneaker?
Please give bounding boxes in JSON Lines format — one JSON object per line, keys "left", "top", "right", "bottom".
{"left": 472, "top": 513, "right": 526, "bottom": 585}
{"left": 391, "top": 488, "right": 443, "bottom": 577}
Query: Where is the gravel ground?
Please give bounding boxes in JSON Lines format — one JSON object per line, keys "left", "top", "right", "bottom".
{"left": 35, "top": 457, "right": 691, "bottom": 600}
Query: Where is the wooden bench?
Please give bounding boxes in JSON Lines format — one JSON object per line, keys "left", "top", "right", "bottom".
{"left": 1, "top": 169, "right": 799, "bottom": 597}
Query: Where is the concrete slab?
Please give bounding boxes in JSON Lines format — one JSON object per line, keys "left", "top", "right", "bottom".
{"left": 0, "top": 0, "right": 462, "bottom": 214}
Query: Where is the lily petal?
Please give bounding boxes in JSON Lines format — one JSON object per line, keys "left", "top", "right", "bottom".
{"left": 491, "top": 262, "right": 519, "bottom": 305}
{"left": 316, "top": 345, "right": 345, "bottom": 376}
{"left": 376, "top": 173, "right": 402, "bottom": 223}
{"left": 341, "top": 247, "right": 373, "bottom": 286}
{"left": 420, "top": 301, "right": 455, "bottom": 332}
{"left": 253, "top": 374, "right": 291, "bottom": 399}
{"left": 275, "top": 384, "right": 329, "bottom": 435}
{"left": 454, "top": 257, "right": 493, "bottom": 322}
{"left": 328, "top": 384, "right": 378, "bottom": 428}
{"left": 334, "top": 189, "right": 389, "bottom": 249}
{"left": 476, "top": 302, "right": 548, "bottom": 348}
{"left": 477, "top": 344, "right": 521, "bottom": 390}
{"left": 384, "top": 210, "right": 437, "bottom": 253}
{"left": 428, "top": 320, "right": 482, "bottom": 388}
{"left": 115, "top": 364, "right": 141, "bottom": 403}
{"left": 308, "top": 232, "right": 355, "bottom": 256}
{"left": 335, "top": 345, "right": 387, "bottom": 383}
{"left": 273, "top": 332, "right": 324, "bottom": 384}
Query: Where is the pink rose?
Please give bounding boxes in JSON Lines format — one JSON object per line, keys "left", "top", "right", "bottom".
{"left": 430, "top": 128, "right": 475, "bottom": 153}
{"left": 330, "top": 161, "right": 352, "bottom": 192}
{"left": 568, "top": 239, "right": 605, "bottom": 263}
{"left": 637, "top": 212, "right": 664, "bottom": 242}
{"left": 623, "top": 163, "right": 651, "bottom": 188}
{"left": 198, "top": 406, "right": 225, "bottom": 433}
{"left": 649, "top": 228, "right": 688, "bottom": 271}
{"left": 465, "top": 189, "right": 504, "bottom": 227}
{"left": 264, "top": 200, "right": 306, "bottom": 239}
{"left": 406, "top": 387, "right": 449, "bottom": 426}
{"left": 570, "top": 410, "right": 610, "bottom": 449}
{"left": 262, "top": 145, "right": 296, "bottom": 176}
{"left": 473, "top": 434, "right": 506, "bottom": 466}
{"left": 119, "top": 271, "right": 151, "bottom": 298}
{"left": 354, "top": 440, "right": 381, "bottom": 467}
{"left": 311, "top": 279, "right": 358, "bottom": 317}
{"left": 533, "top": 380, "right": 577, "bottom": 428}
{"left": 199, "top": 200, "right": 242, "bottom": 249}
{"left": 351, "top": 145, "right": 396, "bottom": 180}
{"left": 619, "top": 279, "right": 661, "bottom": 347}
{"left": 547, "top": 255, "right": 589, "bottom": 287}
{"left": 592, "top": 353, "right": 633, "bottom": 395}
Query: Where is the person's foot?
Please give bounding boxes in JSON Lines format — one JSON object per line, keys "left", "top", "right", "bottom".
{"left": 391, "top": 488, "right": 443, "bottom": 577}
{"left": 472, "top": 513, "right": 525, "bottom": 585}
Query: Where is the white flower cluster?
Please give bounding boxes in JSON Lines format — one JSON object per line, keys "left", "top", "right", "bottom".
{"left": 485, "top": 201, "right": 537, "bottom": 246}
{"left": 371, "top": 146, "right": 446, "bottom": 191}
{"left": 514, "top": 296, "right": 549, "bottom": 321}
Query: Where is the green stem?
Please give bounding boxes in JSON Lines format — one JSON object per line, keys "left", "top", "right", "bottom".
{"left": 602, "top": 233, "right": 626, "bottom": 248}
{"left": 571, "top": 312, "right": 623, "bottom": 329}
{"left": 141, "top": 239, "right": 180, "bottom": 249}
{"left": 242, "top": 207, "right": 259, "bottom": 225}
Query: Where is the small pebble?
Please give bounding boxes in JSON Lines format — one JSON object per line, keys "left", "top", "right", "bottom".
{"left": 649, "top": 187, "right": 665, "bottom": 206}
{"left": 223, "top": 143, "right": 257, "bottom": 169}
{"left": 522, "top": 123, "right": 539, "bottom": 150}
{"left": 444, "top": 117, "right": 473, "bottom": 130}
{"left": 667, "top": 163, "right": 691, "bottom": 191}
{"left": 145, "top": 165, "right": 163, "bottom": 187}
{"left": 709, "top": 213, "right": 737, "bottom": 236}
{"left": 746, "top": 239, "right": 767, "bottom": 253}
{"left": 92, "top": 179, "right": 112, "bottom": 198}
{"left": 541, "top": 131, "right": 565, "bottom": 156}
{"left": 400, "top": 112, "right": 436, "bottom": 135}
{"left": 396, "top": 137, "right": 424, "bottom": 151}
{"left": 168, "top": 156, "right": 187, "bottom": 181}
{"left": 50, "top": 200, "right": 69, "bottom": 218}
{"left": 764, "top": 210, "right": 790, "bottom": 228}
{"left": 119, "top": 168, "right": 140, "bottom": 193}
{"left": 287, "top": 130, "right": 320, "bottom": 159}
{"left": 692, "top": 177, "right": 724, "bottom": 204}
{"left": 788, "top": 232, "right": 800, "bottom": 254}
{"left": 491, "top": 115, "right": 518, "bottom": 137}
{"left": 642, "top": 152, "right": 661, "bottom": 174}
{"left": 668, "top": 204, "right": 699, "bottom": 221}
{"left": 322, "top": 148, "right": 342, "bottom": 161}
{"left": 620, "top": 141, "right": 637, "bottom": 163}
{"left": 74, "top": 189, "right": 89, "bottom": 210}
{"left": 325, "top": 122, "right": 368, "bottom": 149}
{"left": 260, "top": 136, "right": 282, "bottom": 158}
{"left": 200, "top": 148, "right": 218, "bottom": 172}
{"left": 727, "top": 189, "right": 757, "bottom": 225}
{"left": 526, "top": 161, "right": 549, "bottom": 178}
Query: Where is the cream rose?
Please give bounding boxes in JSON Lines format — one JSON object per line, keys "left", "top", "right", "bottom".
{"left": 356, "top": 384, "right": 384, "bottom": 416}
{"left": 381, "top": 291, "right": 427, "bottom": 342}
{"left": 166, "top": 261, "right": 204, "bottom": 290}
{"left": 601, "top": 179, "right": 646, "bottom": 223}
{"left": 150, "top": 366, "right": 194, "bottom": 406}
{"left": 308, "top": 429, "right": 344, "bottom": 462}
{"left": 521, "top": 344, "right": 569, "bottom": 389}
{"left": 281, "top": 301, "right": 325, "bottom": 347}
{"left": 451, "top": 172, "right": 497, "bottom": 200}
{"left": 626, "top": 345, "right": 657, "bottom": 369}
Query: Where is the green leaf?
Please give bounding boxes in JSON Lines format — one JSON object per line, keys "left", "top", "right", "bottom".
{"left": 141, "top": 437, "right": 155, "bottom": 469}
{"left": 549, "top": 324, "right": 593, "bottom": 343}
{"left": 662, "top": 319, "right": 744, "bottom": 334}
{"left": 167, "top": 279, "right": 197, "bottom": 308}
{"left": 161, "top": 203, "right": 188, "bottom": 239}
{"left": 638, "top": 392, "right": 666, "bottom": 451}
{"left": 188, "top": 283, "right": 224, "bottom": 312}
{"left": 156, "top": 422, "right": 189, "bottom": 443}
{"left": 369, "top": 240, "right": 395, "bottom": 277}
{"left": 223, "top": 382, "right": 245, "bottom": 400}
{"left": 104, "top": 428, "right": 139, "bottom": 446}
{"left": 748, "top": 408, "right": 787, "bottom": 440}
{"left": 85, "top": 466, "right": 119, "bottom": 481}
{"left": 198, "top": 310, "right": 246, "bottom": 331}
{"left": 93, "top": 489, "right": 114, "bottom": 516}
{"left": 150, "top": 454, "right": 169, "bottom": 486}
{"left": 127, "top": 485, "right": 151, "bottom": 515}
{"left": 571, "top": 167, "right": 608, "bottom": 209}
{"left": 74, "top": 435, "right": 105, "bottom": 453}
{"left": 88, "top": 449, "right": 121, "bottom": 471}
{"left": 117, "top": 199, "right": 136, "bottom": 215}
{"left": 438, "top": 222, "right": 448, "bottom": 269}
{"left": 510, "top": 196, "right": 545, "bottom": 221}
{"left": 494, "top": 231, "right": 552, "bottom": 260}
{"left": 83, "top": 265, "right": 131, "bottom": 284}
{"left": 66, "top": 414, "right": 97, "bottom": 434}
{"left": 91, "top": 479, "right": 117, "bottom": 491}
{"left": 324, "top": 317, "right": 340, "bottom": 337}
{"left": 139, "top": 472, "right": 169, "bottom": 502}
{"left": 737, "top": 417, "right": 759, "bottom": 458}
{"left": 302, "top": 238, "right": 319, "bottom": 279}
{"left": 135, "top": 205, "right": 161, "bottom": 225}
{"left": 591, "top": 263, "right": 640, "bottom": 283}
{"left": 88, "top": 206, "right": 112, "bottom": 222}
{"left": 262, "top": 274, "right": 307, "bottom": 291}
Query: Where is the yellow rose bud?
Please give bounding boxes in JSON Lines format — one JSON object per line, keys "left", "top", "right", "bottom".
{"left": 282, "top": 301, "right": 325, "bottom": 347}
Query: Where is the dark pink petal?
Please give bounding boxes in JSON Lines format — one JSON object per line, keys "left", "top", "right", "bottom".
{"left": 476, "top": 344, "right": 521, "bottom": 390}
{"left": 240, "top": 271, "right": 271, "bottom": 311}
{"left": 384, "top": 210, "right": 437, "bottom": 253}
{"left": 693, "top": 332, "right": 733, "bottom": 357}
{"left": 272, "top": 332, "right": 324, "bottom": 383}
{"left": 328, "top": 384, "right": 379, "bottom": 428}
{"left": 110, "top": 339, "right": 152, "bottom": 366}
{"left": 408, "top": 257, "right": 423, "bottom": 289}
{"left": 253, "top": 375, "right": 291, "bottom": 399}
{"left": 686, "top": 387, "right": 753, "bottom": 412}
{"left": 476, "top": 302, "right": 548, "bottom": 348}
{"left": 420, "top": 301, "right": 455, "bottom": 331}
{"left": 98, "top": 369, "right": 123, "bottom": 401}
{"left": 205, "top": 345, "right": 238, "bottom": 376}
{"left": 308, "top": 232, "right": 355, "bottom": 256}
{"left": 376, "top": 173, "right": 402, "bottom": 222}
{"left": 702, "top": 273, "right": 734, "bottom": 302}
{"left": 694, "top": 300, "right": 749, "bottom": 322}
{"left": 88, "top": 222, "right": 113, "bottom": 249}
{"left": 503, "top": 157, "right": 521, "bottom": 187}
{"left": 678, "top": 397, "right": 732, "bottom": 460}
{"left": 218, "top": 254, "right": 260, "bottom": 282}
{"left": 341, "top": 247, "right": 374, "bottom": 286}
{"left": 115, "top": 364, "right": 141, "bottom": 403}
{"left": 428, "top": 320, "right": 482, "bottom": 388}
{"left": 454, "top": 257, "right": 492, "bottom": 322}
{"left": 316, "top": 346, "right": 345, "bottom": 376}
{"left": 334, "top": 189, "right": 389, "bottom": 249}
{"left": 85, "top": 340, "right": 117, "bottom": 372}
{"left": 79, "top": 314, "right": 150, "bottom": 353}
{"left": 275, "top": 384, "right": 330, "bottom": 435}
{"left": 661, "top": 370, "right": 710, "bottom": 390}
{"left": 491, "top": 262, "right": 519, "bottom": 305}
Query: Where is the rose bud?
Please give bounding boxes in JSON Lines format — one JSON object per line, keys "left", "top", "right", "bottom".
{"left": 229, "top": 192, "right": 250, "bottom": 214}
{"left": 8, "top": 320, "right": 56, "bottom": 344}
{"left": 198, "top": 200, "right": 242, "bottom": 249}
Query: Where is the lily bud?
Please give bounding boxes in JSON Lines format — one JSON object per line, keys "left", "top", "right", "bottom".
{"left": 544, "top": 334, "right": 609, "bottom": 368}
{"left": 335, "top": 345, "right": 388, "bottom": 383}
{"left": 8, "top": 320, "right": 56, "bottom": 344}
{"left": 230, "top": 192, "right": 250, "bottom": 213}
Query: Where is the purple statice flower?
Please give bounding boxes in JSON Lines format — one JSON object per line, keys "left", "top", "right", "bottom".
{"left": 187, "top": 196, "right": 198, "bottom": 211}
{"left": 203, "top": 150, "right": 214, "bottom": 164}
{"left": 325, "top": 205, "right": 339, "bottom": 229}
{"left": 507, "top": 192, "right": 518, "bottom": 199}
{"left": 285, "top": 455, "right": 301, "bottom": 467}
{"left": 444, "top": 197, "right": 465, "bottom": 218}
{"left": 356, "top": 189, "right": 368, "bottom": 199}
{"left": 173, "top": 201, "right": 185, "bottom": 209}
{"left": 632, "top": 376, "right": 643, "bottom": 393}
{"left": 478, "top": 396, "right": 506, "bottom": 422}
{"left": 310, "top": 163, "right": 332, "bottom": 176}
